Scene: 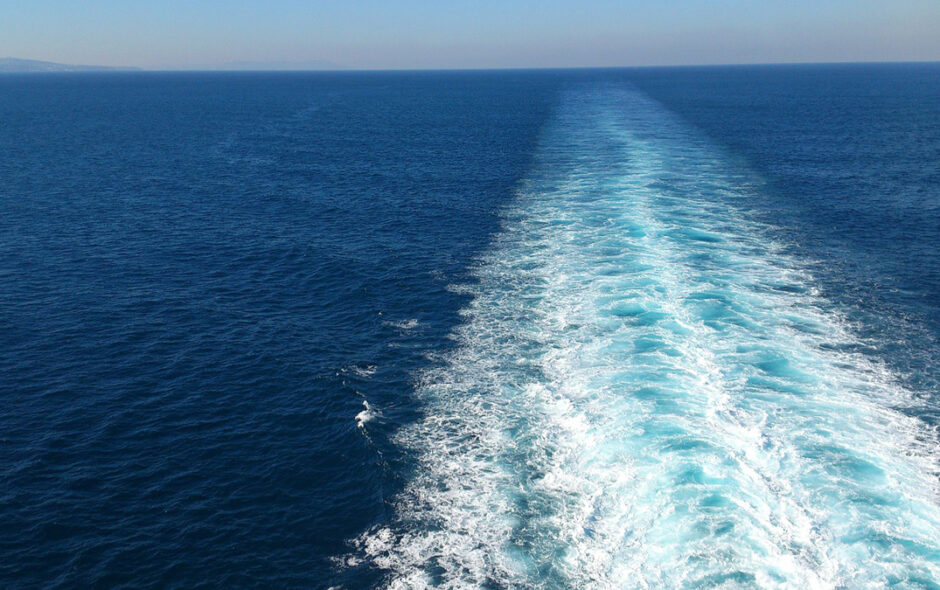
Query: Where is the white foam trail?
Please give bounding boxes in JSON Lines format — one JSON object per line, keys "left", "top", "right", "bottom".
{"left": 383, "top": 319, "right": 421, "bottom": 331}
{"left": 346, "top": 364, "right": 378, "bottom": 378}
{"left": 345, "top": 84, "right": 940, "bottom": 588}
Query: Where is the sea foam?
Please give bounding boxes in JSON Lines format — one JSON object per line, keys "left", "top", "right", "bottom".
{"left": 346, "top": 84, "right": 940, "bottom": 588}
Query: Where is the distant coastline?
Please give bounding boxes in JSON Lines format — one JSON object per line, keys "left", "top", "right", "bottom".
{"left": 0, "top": 57, "right": 140, "bottom": 72}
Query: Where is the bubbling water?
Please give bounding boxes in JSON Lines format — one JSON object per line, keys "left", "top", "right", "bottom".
{"left": 346, "top": 84, "right": 940, "bottom": 589}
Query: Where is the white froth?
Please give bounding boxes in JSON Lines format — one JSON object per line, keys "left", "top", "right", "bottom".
{"left": 384, "top": 319, "right": 420, "bottom": 331}
{"left": 344, "top": 84, "right": 940, "bottom": 588}
{"left": 356, "top": 400, "right": 377, "bottom": 428}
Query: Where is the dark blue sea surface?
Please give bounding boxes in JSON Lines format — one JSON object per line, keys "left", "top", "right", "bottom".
{"left": 0, "top": 65, "right": 938, "bottom": 588}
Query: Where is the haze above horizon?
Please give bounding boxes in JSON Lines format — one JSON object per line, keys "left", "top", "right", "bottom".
{"left": 4, "top": 1, "right": 940, "bottom": 71}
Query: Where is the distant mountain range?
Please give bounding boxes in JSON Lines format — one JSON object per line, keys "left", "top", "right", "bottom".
{"left": 0, "top": 58, "right": 140, "bottom": 72}
{"left": 0, "top": 57, "right": 347, "bottom": 72}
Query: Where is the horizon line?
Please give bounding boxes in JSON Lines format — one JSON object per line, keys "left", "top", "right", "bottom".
{"left": 3, "top": 58, "right": 940, "bottom": 74}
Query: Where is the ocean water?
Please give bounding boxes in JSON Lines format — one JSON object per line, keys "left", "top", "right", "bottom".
{"left": 0, "top": 65, "right": 938, "bottom": 588}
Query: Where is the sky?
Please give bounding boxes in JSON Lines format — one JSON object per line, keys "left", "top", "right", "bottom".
{"left": 3, "top": 0, "right": 940, "bottom": 70}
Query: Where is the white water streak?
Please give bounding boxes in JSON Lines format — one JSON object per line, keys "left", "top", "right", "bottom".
{"left": 346, "top": 85, "right": 940, "bottom": 589}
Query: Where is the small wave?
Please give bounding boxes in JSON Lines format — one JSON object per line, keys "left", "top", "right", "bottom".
{"left": 382, "top": 318, "right": 420, "bottom": 331}
{"left": 344, "top": 364, "right": 377, "bottom": 378}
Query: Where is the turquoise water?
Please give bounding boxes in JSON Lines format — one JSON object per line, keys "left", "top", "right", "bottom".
{"left": 346, "top": 83, "right": 940, "bottom": 587}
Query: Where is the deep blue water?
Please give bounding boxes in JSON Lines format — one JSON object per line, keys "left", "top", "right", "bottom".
{"left": 0, "top": 65, "right": 938, "bottom": 588}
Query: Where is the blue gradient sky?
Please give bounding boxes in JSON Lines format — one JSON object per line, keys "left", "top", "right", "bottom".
{"left": 4, "top": 0, "right": 940, "bottom": 70}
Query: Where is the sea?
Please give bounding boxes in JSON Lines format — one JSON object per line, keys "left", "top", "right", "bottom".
{"left": 0, "top": 64, "right": 938, "bottom": 588}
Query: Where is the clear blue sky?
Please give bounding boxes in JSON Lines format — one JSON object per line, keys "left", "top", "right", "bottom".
{"left": 4, "top": 0, "right": 940, "bottom": 70}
